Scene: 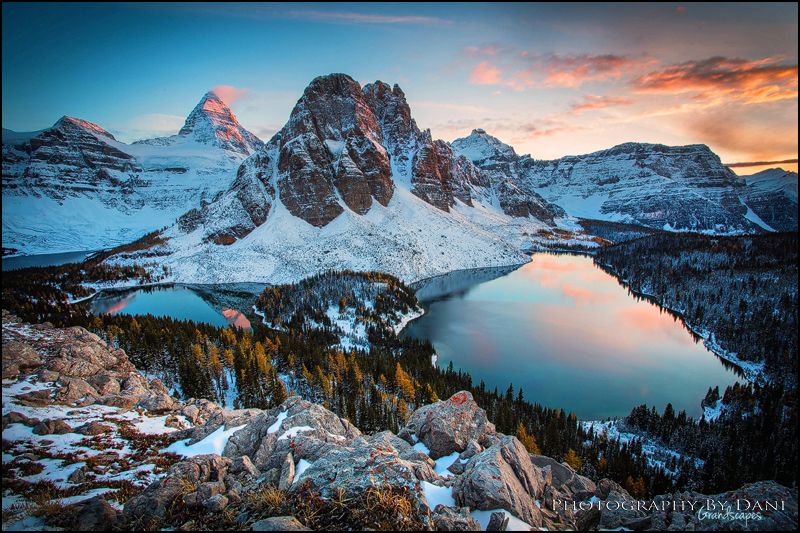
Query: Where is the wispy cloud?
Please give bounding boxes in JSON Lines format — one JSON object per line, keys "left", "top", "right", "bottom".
{"left": 467, "top": 53, "right": 650, "bottom": 90}
{"left": 286, "top": 10, "right": 451, "bottom": 25}
{"left": 725, "top": 158, "right": 798, "bottom": 168}
{"left": 409, "top": 100, "right": 493, "bottom": 113}
{"left": 561, "top": 94, "right": 635, "bottom": 116}
{"left": 631, "top": 56, "right": 798, "bottom": 104}
{"left": 211, "top": 85, "right": 251, "bottom": 105}
{"left": 469, "top": 61, "right": 505, "bottom": 85}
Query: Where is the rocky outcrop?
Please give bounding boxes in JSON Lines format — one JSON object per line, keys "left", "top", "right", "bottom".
{"left": 453, "top": 435, "right": 545, "bottom": 527}
{"left": 398, "top": 390, "right": 496, "bottom": 459}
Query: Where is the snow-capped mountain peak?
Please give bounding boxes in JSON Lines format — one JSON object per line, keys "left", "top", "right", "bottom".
{"left": 451, "top": 128, "right": 518, "bottom": 163}
{"left": 134, "top": 91, "right": 264, "bottom": 156}
{"left": 53, "top": 115, "right": 117, "bottom": 141}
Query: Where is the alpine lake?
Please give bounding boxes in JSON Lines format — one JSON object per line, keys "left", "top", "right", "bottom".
{"left": 4, "top": 252, "right": 743, "bottom": 421}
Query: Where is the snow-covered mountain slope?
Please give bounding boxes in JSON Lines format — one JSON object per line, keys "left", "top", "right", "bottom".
{"left": 737, "top": 168, "right": 798, "bottom": 232}
{"left": 2, "top": 93, "right": 262, "bottom": 255}
{"left": 453, "top": 129, "right": 779, "bottom": 234}
{"left": 103, "top": 74, "right": 596, "bottom": 285}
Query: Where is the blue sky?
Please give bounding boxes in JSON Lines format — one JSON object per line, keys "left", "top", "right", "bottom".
{"left": 2, "top": 2, "right": 797, "bottom": 172}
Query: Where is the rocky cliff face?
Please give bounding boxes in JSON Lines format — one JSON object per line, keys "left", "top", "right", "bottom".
{"left": 2, "top": 93, "right": 263, "bottom": 254}
{"left": 3, "top": 312, "right": 797, "bottom": 531}
{"left": 2, "top": 117, "right": 143, "bottom": 206}
{"left": 200, "top": 73, "right": 565, "bottom": 237}
{"left": 738, "top": 168, "right": 799, "bottom": 232}
{"left": 453, "top": 130, "right": 777, "bottom": 233}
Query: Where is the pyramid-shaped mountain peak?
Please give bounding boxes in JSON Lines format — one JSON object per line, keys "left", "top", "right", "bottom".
{"left": 172, "top": 90, "right": 263, "bottom": 155}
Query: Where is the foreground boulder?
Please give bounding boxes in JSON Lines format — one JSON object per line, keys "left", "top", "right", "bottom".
{"left": 453, "top": 435, "right": 544, "bottom": 528}
{"left": 398, "top": 391, "right": 496, "bottom": 459}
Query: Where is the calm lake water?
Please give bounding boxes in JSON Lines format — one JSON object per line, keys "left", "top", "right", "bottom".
{"left": 2, "top": 250, "right": 99, "bottom": 271}
{"left": 403, "top": 253, "right": 743, "bottom": 420}
{"left": 84, "top": 284, "right": 259, "bottom": 330}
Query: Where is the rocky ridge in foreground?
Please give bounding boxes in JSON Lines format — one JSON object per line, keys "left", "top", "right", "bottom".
{"left": 2, "top": 311, "right": 797, "bottom": 531}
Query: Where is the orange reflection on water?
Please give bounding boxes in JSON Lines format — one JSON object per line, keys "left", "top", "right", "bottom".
{"left": 222, "top": 308, "right": 251, "bottom": 329}
{"left": 101, "top": 295, "right": 135, "bottom": 315}
{"left": 560, "top": 282, "right": 615, "bottom": 307}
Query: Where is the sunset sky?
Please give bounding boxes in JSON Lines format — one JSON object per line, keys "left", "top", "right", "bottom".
{"left": 2, "top": 2, "right": 797, "bottom": 174}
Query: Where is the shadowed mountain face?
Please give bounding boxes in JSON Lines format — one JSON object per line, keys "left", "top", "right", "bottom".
{"left": 452, "top": 130, "right": 783, "bottom": 233}
{"left": 200, "top": 73, "right": 565, "bottom": 243}
{"left": 737, "top": 168, "right": 798, "bottom": 232}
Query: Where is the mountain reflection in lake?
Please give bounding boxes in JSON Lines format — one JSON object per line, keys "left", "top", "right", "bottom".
{"left": 403, "top": 253, "right": 743, "bottom": 420}
{"left": 85, "top": 284, "right": 258, "bottom": 329}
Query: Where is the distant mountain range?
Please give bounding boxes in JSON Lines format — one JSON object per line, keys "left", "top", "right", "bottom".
{"left": 2, "top": 73, "right": 797, "bottom": 283}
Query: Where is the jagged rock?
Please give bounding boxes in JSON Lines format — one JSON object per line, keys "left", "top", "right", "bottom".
{"left": 576, "top": 505, "right": 601, "bottom": 531}
{"left": 203, "top": 494, "right": 229, "bottom": 512}
{"left": 230, "top": 455, "right": 261, "bottom": 478}
{"left": 288, "top": 435, "right": 436, "bottom": 517}
{"left": 121, "top": 374, "right": 151, "bottom": 397}
{"left": 75, "top": 421, "right": 113, "bottom": 436}
{"left": 92, "top": 394, "right": 140, "bottom": 409}
{"left": 148, "top": 378, "right": 171, "bottom": 396}
{"left": 32, "top": 418, "right": 72, "bottom": 435}
{"left": 85, "top": 373, "right": 120, "bottom": 395}
{"left": 187, "top": 407, "right": 261, "bottom": 445}
{"left": 487, "top": 511, "right": 510, "bottom": 531}
{"left": 182, "top": 405, "right": 200, "bottom": 424}
{"left": 432, "top": 504, "right": 482, "bottom": 531}
{"left": 529, "top": 454, "right": 595, "bottom": 496}
{"left": 366, "top": 431, "right": 436, "bottom": 468}
{"left": 165, "top": 415, "right": 186, "bottom": 430}
{"left": 195, "top": 480, "right": 225, "bottom": 502}
{"left": 37, "top": 368, "right": 60, "bottom": 383}
{"left": 447, "top": 460, "right": 465, "bottom": 475}
{"left": 2, "top": 341, "right": 43, "bottom": 378}
{"left": 598, "top": 483, "right": 644, "bottom": 530}
{"left": 222, "top": 396, "right": 361, "bottom": 473}
{"left": 74, "top": 496, "right": 118, "bottom": 531}
{"left": 67, "top": 466, "right": 86, "bottom": 484}
{"left": 459, "top": 440, "right": 483, "bottom": 461}
{"left": 2, "top": 411, "right": 40, "bottom": 428}
{"left": 56, "top": 376, "right": 99, "bottom": 402}
{"left": 182, "top": 492, "right": 200, "bottom": 508}
{"left": 251, "top": 516, "right": 311, "bottom": 531}
{"left": 399, "top": 391, "right": 495, "bottom": 460}
{"left": 123, "top": 454, "right": 229, "bottom": 523}
{"left": 136, "top": 393, "right": 176, "bottom": 414}
{"left": 279, "top": 453, "right": 296, "bottom": 491}
{"left": 453, "top": 435, "right": 543, "bottom": 528}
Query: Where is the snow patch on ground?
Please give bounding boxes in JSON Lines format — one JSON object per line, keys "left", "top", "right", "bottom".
{"left": 165, "top": 423, "right": 246, "bottom": 456}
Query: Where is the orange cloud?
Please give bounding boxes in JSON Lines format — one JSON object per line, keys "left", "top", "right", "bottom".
{"left": 469, "top": 61, "right": 505, "bottom": 85}
{"left": 511, "top": 53, "right": 647, "bottom": 89}
{"left": 211, "top": 85, "right": 251, "bottom": 104}
{"left": 631, "top": 56, "right": 798, "bottom": 104}
{"left": 468, "top": 53, "right": 649, "bottom": 90}
{"left": 562, "top": 94, "right": 635, "bottom": 116}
